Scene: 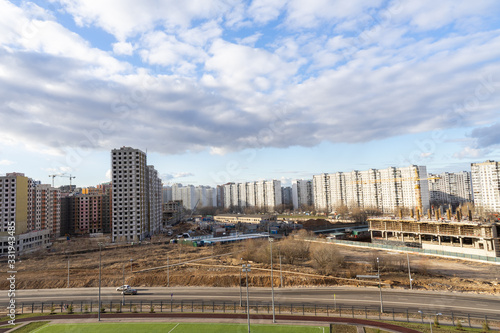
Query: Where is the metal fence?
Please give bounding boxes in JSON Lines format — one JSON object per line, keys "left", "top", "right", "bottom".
{"left": 324, "top": 238, "right": 500, "bottom": 263}
{"left": 15, "top": 300, "right": 499, "bottom": 328}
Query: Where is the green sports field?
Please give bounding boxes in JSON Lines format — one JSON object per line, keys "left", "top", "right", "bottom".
{"left": 34, "top": 322, "right": 328, "bottom": 332}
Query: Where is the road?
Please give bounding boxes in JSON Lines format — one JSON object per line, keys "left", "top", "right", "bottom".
{"left": 10, "top": 286, "right": 500, "bottom": 319}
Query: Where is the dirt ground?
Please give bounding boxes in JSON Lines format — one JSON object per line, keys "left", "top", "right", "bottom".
{"left": 1, "top": 235, "right": 499, "bottom": 295}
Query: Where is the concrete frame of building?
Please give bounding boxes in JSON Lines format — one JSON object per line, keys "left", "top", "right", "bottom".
{"left": 369, "top": 218, "right": 500, "bottom": 257}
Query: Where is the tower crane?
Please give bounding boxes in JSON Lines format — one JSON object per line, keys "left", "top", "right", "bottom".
{"left": 48, "top": 174, "right": 76, "bottom": 187}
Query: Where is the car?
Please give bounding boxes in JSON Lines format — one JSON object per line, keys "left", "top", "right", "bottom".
{"left": 116, "top": 285, "right": 131, "bottom": 291}
{"left": 122, "top": 288, "right": 137, "bottom": 295}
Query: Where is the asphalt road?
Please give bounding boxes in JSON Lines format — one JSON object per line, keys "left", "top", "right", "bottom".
{"left": 9, "top": 286, "right": 500, "bottom": 319}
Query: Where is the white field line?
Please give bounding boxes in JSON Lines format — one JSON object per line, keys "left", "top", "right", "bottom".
{"left": 168, "top": 322, "right": 180, "bottom": 333}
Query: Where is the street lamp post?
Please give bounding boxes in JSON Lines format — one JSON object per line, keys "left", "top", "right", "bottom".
{"left": 377, "top": 257, "right": 384, "bottom": 313}
{"left": 122, "top": 262, "right": 125, "bottom": 305}
{"left": 269, "top": 238, "right": 276, "bottom": 323}
{"left": 98, "top": 242, "right": 104, "bottom": 321}
{"left": 167, "top": 254, "right": 170, "bottom": 288}
{"left": 239, "top": 258, "right": 243, "bottom": 307}
{"left": 407, "top": 253, "right": 413, "bottom": 290}
{"left": 242, "top": 264, "right": 251, "bottom": 333}
{"left": 279, "top": 255, "right": 283, "bottom": 288}
{"left": 67, "top": 253, "right": 70, "bottom": 288}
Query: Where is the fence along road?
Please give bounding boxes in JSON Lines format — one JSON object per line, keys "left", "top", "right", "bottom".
{"left": 10, "top": 286, "right": 500, "bottom": 320}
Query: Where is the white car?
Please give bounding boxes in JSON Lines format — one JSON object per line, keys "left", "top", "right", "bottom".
{"left": 116, "top": 285, "right": 131, "bottom": 291}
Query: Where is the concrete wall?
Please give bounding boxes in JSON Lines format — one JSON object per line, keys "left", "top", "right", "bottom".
{"left": 422, "top": 242, "right": 496, "bottom": 257}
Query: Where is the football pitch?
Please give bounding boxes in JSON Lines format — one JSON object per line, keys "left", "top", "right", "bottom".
{"left": 35, "top": 322, "right": 329, "bottom": 332}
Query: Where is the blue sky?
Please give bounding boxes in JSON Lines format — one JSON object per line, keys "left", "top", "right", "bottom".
{"left": 0, "top": 0, "right": 500, "bottom": 188}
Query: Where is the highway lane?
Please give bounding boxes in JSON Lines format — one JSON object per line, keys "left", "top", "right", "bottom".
{"left": 9, "top": 287, "right": 500, "bottom": 318}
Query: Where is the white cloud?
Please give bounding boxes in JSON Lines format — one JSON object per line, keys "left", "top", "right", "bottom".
{"left": 52, "top": 0, "right": 233, "bottom": 41}
{"left": 0, "top": 0, "right": 500, "bottom": 163}
{"left": 453, "top": 147, "right": 487, "bottom": 159}
{"left": 112, "top": 41, "right": 134, "bottom": 56}
{"left": 0, "top": 159, "right": 14, "bottom": 166}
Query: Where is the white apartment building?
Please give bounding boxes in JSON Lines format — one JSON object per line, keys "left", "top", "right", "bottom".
{"left": 162, "top": 186, "right": 172, "bottom": 204}
{"left": 471, "top": 160, "right": 500, "bottom": 212}
{"left": 246, "top": 182, "right": 256, "bottom": 207}
{"left": 291, "top": 179, "right": 314, "bottom": 210}
{"left": 238, "top": 183, "right": 247, "bottom": 208}
{"left": 313, "top": 174, "right": 330, "bottom": 212}
{"left": 223, "top": 183, "right": 234, "bottom": 209}
{"left": 221, "top": 180, "right": 282, "bottom": 212}
{"left": 195, "top": 185, "right": 216, "bottom": 208}
{"left": 313, "top": 165, "right": 430, "bottom": 214}
{"left": 265, "top": 180, "right": 282, "bottom": 209}
{"left": 428, "top": 171, "right": 473, "bottom": 206}
{"left": 111, "top": 147, "right": 162, "bottom": 242}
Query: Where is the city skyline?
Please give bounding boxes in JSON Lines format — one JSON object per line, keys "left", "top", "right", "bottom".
{"left": 1, "top": 1, "right": 500, "bottom": 188}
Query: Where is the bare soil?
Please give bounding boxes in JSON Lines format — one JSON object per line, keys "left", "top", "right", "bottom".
{"left": 1, "top": 234, "right": 499, "bottom": 295}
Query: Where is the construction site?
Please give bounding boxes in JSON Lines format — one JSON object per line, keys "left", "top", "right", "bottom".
{"left": 369, "top": 218, "right": 500, "bottom": 258}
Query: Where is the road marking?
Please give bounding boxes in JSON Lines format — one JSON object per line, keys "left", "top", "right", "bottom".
{"left": 31, "top": 322, "right": 50, "bottom": 333}
{"left": 168, "top": 323, "right": 180, "bottom": 333}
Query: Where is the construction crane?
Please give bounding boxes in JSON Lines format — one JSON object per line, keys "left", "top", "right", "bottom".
{"left": 49, "top": 174, "right": 58, "bottom": 187}
{"left": 48, "top": 174, "right": 76, "bottom": 187}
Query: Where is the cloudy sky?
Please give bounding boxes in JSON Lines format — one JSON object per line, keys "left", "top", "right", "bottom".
{"left": 1, "top": 0, "right": 500, "bottom": 187}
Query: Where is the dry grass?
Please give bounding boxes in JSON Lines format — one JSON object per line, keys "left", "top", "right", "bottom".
{"left": 0, "top": 237, "right": 499, "bottom": 294}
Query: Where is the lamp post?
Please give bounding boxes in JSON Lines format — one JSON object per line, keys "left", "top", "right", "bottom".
{"left": 377, "top": 257, "right": 383, "bottom": 313}
{"left": 269, "top": 238, "right": 276, "bottom": 323}
{"left": 279, "top": 255, "right": 283, "bottom": 288}
{"left": 242, "top": 264, "right": 251, "bottom": 333}
{"left": 122, "top": 262, "right": 125, "bottom": 305}
{"left": 167, "top": 254, "right": 170, "bottom": 288}
{"left": 67, "top": 252, "right": 70, "bottom": 288}
{"left": 407, "top": 253, "right": 413, "bottom": 290}
{"left": 98, "top": 242, "right": 104, "bottom": 321}
{"left": 239, "top": 258, "right": 243, "bottom": 307}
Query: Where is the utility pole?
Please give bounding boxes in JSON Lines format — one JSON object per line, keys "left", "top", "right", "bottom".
{"left": 67, "top": 254, "right": 70, "bottom": 288}
{"left": 242, "top": 264, "right": 251, "bottom": 333}
{"left": 122, "top": 262, "right": 125, "bottom": 305}
{"left": 98, "top": 242, "right": 104, "bottom": 321}
{"left": 407, "top": 253, "right": 413, "bottom": 290}
{"left": 377, "top": 257, "right": 384, "bottom": 313}
{"left": 269, "top": 238, "right": 275, "bottom": 323}
{"left": 279, "top": 255, "right": 283, "bottom": 288}
{"left": 239, "top": 258, "right": 243, "bottom": 307}
{"left": 167, "top": 254, "right": 170, "bottom": 288}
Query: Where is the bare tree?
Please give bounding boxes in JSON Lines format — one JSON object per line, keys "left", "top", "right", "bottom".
{"left": 310, "top": 243, "right": 344, "bottom": 275}
{"left": 279, "top": 236, "right": 310, "bottom": 264}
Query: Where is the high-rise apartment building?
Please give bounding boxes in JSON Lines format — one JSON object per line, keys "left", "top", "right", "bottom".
{"left": 32, "top": 184, "right": 61, "bottom": 237}
{"left": 428, "top": 171, "right": 473, "bottom": 206}
{"left": 221, "top": 180, "right": 282, "bottom": 212}
{"left": 0, "top": 173, "right": 52, "bottom": 254}
{"left": 471, "top": 160, "right": 500, "bottom": 212}
{"left": 282, "top": 186, "right": 292, "bottom": 206}
{"left": 111, "top": 147, "right": 162, "bottom": 242}
{"left": 0, "top": 173, "right": 30, "bottom": 235}
{"left": 313, "top": 174, "right": 330, "bottom": 212}
{"left": 292, "top": 179, "right": 314, "bottom": 210}
{"left": 169, "top": 184, "right": 216, "bottom": 209}
{"left": 313, "top": 165, "right": 430, "bottom": 213}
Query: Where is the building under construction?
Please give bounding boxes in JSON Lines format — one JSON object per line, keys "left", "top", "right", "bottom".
{"left": 369, "top": 217, "right": 500, "bottom": 258}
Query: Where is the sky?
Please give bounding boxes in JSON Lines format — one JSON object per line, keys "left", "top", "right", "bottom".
{"left": 0, "top": 0, "right": 500, "bottom": 188}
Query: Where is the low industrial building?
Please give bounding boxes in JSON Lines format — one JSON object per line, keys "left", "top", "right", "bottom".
{"left": 214, "top": 214, "right": 277, "bottom": 224}
{"left": 369, "top": 218, "right": 500, "bottom": 257}
{"left": 0, "top": 229, "right": 51, "bottom": 255}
